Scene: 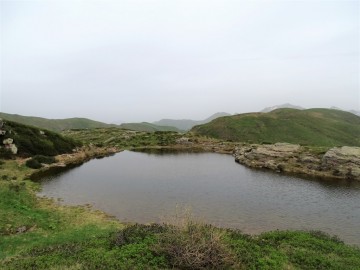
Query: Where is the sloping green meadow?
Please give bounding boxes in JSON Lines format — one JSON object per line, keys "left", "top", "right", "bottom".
{"left": 192, "top": 108, "right": 360, "bottom": 147}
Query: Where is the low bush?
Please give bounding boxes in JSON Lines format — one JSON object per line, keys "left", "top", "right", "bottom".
{"left": 25, "top": 159, "right": 42, "bottom": 169}
{"left": 25, "top": 155, "right": 55, "bottom": 169}
{"left": 4, "top": 120, "right": 81, "bottom": 157}
{"left": 32, "top": 155, "right": 56, "bottom": 164}
{"left": 154, "top": 222, "right": 235, "bottom": 269}
{"left": 111, "top": 223, "right": 165, "bottom": 247}
{"left": 0, "top": 148, "right": 13, "bottom": 159}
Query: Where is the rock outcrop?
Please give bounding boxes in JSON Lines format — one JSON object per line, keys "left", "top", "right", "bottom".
{"left": 322, "top": 146, "right": 360, "bottom": 179}
{"left": 0, "top": 119, "right": 18, "bottom": 155}
{"left": 0, "top": 118, "right": 5, "bottom": 135}
{"left": 234, "top": 143, "right": 360, "bottom": 181}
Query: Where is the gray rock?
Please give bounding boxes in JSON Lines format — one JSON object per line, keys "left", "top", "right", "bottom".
{"left": 323, "top": 146, "right": 360, "bottom": 165}
{"left": 322, "top": 146, "right": 360, "bottom": 179}
{"left": 16, "top": 226, "right": 27, "bottom": 234}
{"left": 176, "top": 137, "right": 192, "bottom": 145}
{"left": 9, "top": 144, "right": 18, "bottom": 154}
{"left": 234, "top": 143, "right": 360, "bottom": 181}
{"left": 300, "top": 155, "right": 318, "bottom": 163}
{"left": 3, "top": 138, "right": 13, "bottom": 145}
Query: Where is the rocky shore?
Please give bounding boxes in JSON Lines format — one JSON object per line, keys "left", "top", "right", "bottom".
{"left": 29, "top": 146, "right": 120, "bottom": 179}
{"left": 233, "top": 143, "right": 360, "bottom": 181}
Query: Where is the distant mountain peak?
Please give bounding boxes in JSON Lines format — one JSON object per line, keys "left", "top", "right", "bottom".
{"left": 330, "top": 106, "right": 360, "bottom": 117}
{"left": 153, "top": 112, "right": 231, "bottom": 131}
{"left": 261, "top": 104, "right": 304, "bottom": 113}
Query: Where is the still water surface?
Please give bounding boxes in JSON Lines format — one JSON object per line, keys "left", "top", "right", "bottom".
{"left": 39, "top": 150, "right": 360, "bottom": 245}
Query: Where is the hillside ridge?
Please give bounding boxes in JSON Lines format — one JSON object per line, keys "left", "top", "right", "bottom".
{"left": 191, "top": 108, "right": 360, "bottom": 147}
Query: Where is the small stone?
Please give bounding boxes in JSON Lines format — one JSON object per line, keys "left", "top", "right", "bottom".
{"left": 16, "top": 226, "right": 27, "bottom": 234}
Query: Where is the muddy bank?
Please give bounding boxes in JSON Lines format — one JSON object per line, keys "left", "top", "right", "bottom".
{"left": 234, "top": 143, "right": 360, "bottom": 181}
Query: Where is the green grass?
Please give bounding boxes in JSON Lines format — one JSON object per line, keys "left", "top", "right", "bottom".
{"left": 191, "top": 108, "right": 360, "bottom": 147}
{"left": 226, "top": 230, "right": 360, "bottom": 269}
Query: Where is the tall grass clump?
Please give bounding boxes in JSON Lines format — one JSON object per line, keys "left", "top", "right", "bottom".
{"left": 154, "top": 208, "right": 236, "bottom": 269}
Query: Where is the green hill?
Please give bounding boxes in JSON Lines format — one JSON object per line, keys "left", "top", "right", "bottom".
{"left": 191, "top": 108, "right": 360, "bottom": 147}
{"left": 0, "top": 113, "right": 181, "bottom": 133}
{"left": 0, "top": 112, "right": 114, "bottom": 132}
{"left": 119, "top": 122, "right": 182, "bottom": 132}
{"left": 0, "top": 119, "right": 80, "bottom": 157}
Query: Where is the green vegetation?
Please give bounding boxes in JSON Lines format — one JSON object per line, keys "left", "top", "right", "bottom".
{"left": 25, "top": 158, "right": 42, "bottom": 169}
{"left": 25, "top": 155, "right": 56, "bottom": 169}
{"left": 0, "top": 112, "right": 182, "bottom": 133}
{"left": 62, "top": 128, "right": 182, "bottom": 149}
{"left": 119, "top": 122, "right": 183, "bottom": 132}
{"left": 31, "top": 155, "right": 56, "bottom": 164}
{"left": 191, "top": 108, "right": 360, "bottom": 147}
{"left": 1, "top": 120, "right": 81, "bottom": 157}
{"left": 0, "top": 112, "right": 115, "bottom": 132}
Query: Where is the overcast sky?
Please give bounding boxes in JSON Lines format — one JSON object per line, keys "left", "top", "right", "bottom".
{"left": 0, "top": 0, "right": 359, "bottom": 123}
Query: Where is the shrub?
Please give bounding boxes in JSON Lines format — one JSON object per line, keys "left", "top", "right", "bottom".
{"left": 155, "top": 222, "right": 234, "bottom": 269}
{"left": 32, "top": 155, "right": 56, "bottom": 164}
{"left": 5, "top": 120, "right": 81, "bottom": 157}
{"left": 0, "top": 148, "right": 13, "bottom": 159}
{"left": 152, "top": 209, "right": 235, "bottom": 270}
{"left": 25, "top": 159, "right": 42, "bottom": 169}
{"left": 111, "top": 223, "right": 165, "bottom": 247}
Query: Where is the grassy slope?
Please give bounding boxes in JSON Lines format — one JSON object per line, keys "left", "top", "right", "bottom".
{"left": 119, "top": 122, "right": 183, "bottom": 132}
{"left": 0, "top": 113, "right": 182, "bottom": 133}
{"left": 1, "top": 120, "right": 81, "bottom": 157}
{"left": 0, "top": 112, "right": 114, "bottom": 132}
{"left": 191, "top": 108, "right": 360, "bottom": 146}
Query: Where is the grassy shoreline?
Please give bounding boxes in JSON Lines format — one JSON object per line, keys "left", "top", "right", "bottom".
{"left": 1, "top": 151, "right": 360, "bottom": 269}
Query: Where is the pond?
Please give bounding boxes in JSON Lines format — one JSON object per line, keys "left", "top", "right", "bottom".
{"left": 38, "top": 150, "right": 360, "bottom": 246}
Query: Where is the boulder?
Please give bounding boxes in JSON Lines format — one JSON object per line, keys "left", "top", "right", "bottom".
{"left": 322, "top": 146, "right": 360, "bottom": 179}
{"left": 3, "top": 138, "right": 13, "bottom": 145}
{"left": 322, "top": 146, "right": 360, "bottom": 166}
{"left": 9, "top": 144, "right": 18, "bottom": 154}
{"left": 176, "top": 137, "right": 192, "bottom": 145}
